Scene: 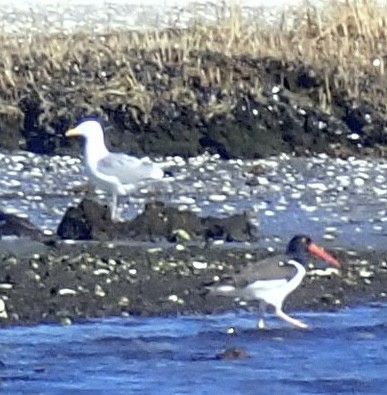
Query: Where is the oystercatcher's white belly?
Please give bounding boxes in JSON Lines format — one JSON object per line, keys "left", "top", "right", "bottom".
{"left": 245, "top": 260, "right": 306, "bottom": 307}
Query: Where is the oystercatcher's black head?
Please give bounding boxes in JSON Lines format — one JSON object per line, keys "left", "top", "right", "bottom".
{"left": 286, "top": 234, "right": 340, "bottom": 268}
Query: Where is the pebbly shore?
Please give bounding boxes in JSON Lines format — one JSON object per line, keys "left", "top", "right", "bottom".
{"left": 1, "top": 1, "right": 387, "bottom": 326}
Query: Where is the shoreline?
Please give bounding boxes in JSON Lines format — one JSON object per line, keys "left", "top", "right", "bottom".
{"left": 0, "top": 236, "right": 385, "bottom": 327}
{"left": 0, "top": 0, "right": 386, "bottom": 327}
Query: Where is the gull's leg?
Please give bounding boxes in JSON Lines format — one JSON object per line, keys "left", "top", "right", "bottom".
{"left": 86, "top": 182, "right": 97, "bottom": 197}
{"left": 275, "top": 308, "right": 308, "bottom": 329}
{"left": 258, "top": 300, "right": 267, "bottom": 329}
{"left": 111, "top": 192, "right": 118, "bottom": 221}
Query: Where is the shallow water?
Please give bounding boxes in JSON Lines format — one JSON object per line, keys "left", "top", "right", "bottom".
{"left": 1, "top": 152, "right": 387, "bottom": 249}
{"left": 1, "top": 304, "right": 387, "bottom": 394}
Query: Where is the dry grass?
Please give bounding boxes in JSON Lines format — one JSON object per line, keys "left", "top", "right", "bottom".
{"left": 0, "top": 0, "right": 386, "bottom": 121}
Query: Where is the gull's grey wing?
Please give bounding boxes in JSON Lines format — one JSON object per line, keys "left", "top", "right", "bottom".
{"left": 96, "top": 153, "right": 163, "bottom": 185}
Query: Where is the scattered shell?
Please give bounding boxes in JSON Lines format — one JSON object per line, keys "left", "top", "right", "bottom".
{"left": 223, "top": 204, "right": 236, "bottom": 212}
{"left": 347, "top": 133, "right": 360, "bottom": 141}
{"left": 93, "top": 269, "right": 110, "bottom": 276}
{"left": 94, "top": 284, "right": 106, "bottom": 297}
{"left": 168, "top": 294, "right": 179, "bottom": 303}
{"left": 208, "top": 194, "right": 227, "bottom": 202}
{"left": 63, "top": 239, "right": 76, "bottom": 245}
{"left": 257, "top": 176, "right": 270, "bottom": 186}
{"left": 0, "top": 283, "right": 13, "bottom": 290}
{"left": 322, "top": 234, "right": 336, "bottom": 241}
{"left": 60, "top": 317, "right": 72, "bottom": 326}
{"left": 226, "top": 327, "right": 236, "bottom": 335}
{"left": 5, "top": 257, "right": 17, "bottom": 266}
{"left": 325, "top": 227, "right": 337, "bottom": 233}
{"left": 172, "top": 229, "right": 191, "bottom": 241}
{"left": 58, "top": 288, "right": 77, "bottom": 296}
{"left": 192, "top": 261, "right": 207, "bottom": 270}
{"left": 264, "top": 210, "right": 275, "bottom": 217}
{"left": 308, "top": 268, "right": 340, "bottom": 277}
{"left": 147, "top": 247, "right": 163, "bottom": 254}
{"left": 353, "top": 178, "right": 365, "bottom": 187}
{"left": 336, "top": 176, "right": 351, "bottom": 187}
{"left": 359, "top": 269, "right": 374, "bottom": 278}
{"left": 167, "top": 294, "right": 184, "bottom": 304}
{"left": 173, "top": 196, "right": 196, "bottom": 205}
{"left": 108, "top": 259, "right": 117, "bottom": 267}
{"left": 300, "top": 204, "right": 317, "bottom": 213}
{"left": 307, "top": 182, "right": 328, "bottom": 191}
{"left": 118, "top": 296, "right": 130, "bottom": 307}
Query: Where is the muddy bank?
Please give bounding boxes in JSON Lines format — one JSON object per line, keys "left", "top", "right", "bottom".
{"left": 0, "top": 239, "right": 385, "bottom": 327}
{"left": 56, "top": 198, "right": 258, "bottom": 242}
{"left": 1, "top": 19, "right": 387, "bottom": 159}
{"left": 0, "top": 196, "right": 386, "bottom": 327}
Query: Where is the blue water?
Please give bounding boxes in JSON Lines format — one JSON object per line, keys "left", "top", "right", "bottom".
{"left": 1, "top": 305, "right": 387, "bottom": 394}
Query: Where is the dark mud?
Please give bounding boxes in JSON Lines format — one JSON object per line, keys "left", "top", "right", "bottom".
{"left": 0, "top": 199, "right": 386, "bottom": 326}
{"left": 1, "top": 37, "right": 387, "bottom": 159}
{"left": 57, "top": 198, "right": 257, "bottom": 242}
{"left": 0, "top": 238, "right": 385, "bottom": 326}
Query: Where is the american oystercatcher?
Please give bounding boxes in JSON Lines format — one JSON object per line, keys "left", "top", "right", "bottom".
{"left": 208, "top": 234, "right": 340, "bottom": 329}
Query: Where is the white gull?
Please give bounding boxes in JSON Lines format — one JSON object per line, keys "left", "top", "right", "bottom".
{"left": 66, "top": 120, "right": 164, "bottom": 220}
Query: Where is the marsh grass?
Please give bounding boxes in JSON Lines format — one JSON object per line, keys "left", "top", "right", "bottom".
{"left": 0, "top": 0, "right": 386, "bottom": 122}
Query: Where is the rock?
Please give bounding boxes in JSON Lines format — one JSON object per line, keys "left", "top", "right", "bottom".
{"left": 0, "top": 211, "right": 46, "bottom": 241}
{"left": 56, "top": 198, "right": 112, "bottom": 240}
{"left": 57, "top": 199, "right": 258, "bottom": 242}
{"left": 216, "top": 348, "right": 249, "bottom": 360}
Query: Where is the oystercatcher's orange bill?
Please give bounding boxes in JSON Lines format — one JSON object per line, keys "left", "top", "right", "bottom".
{"left": 308, "top": 243, "right": 340, "bottom": 268}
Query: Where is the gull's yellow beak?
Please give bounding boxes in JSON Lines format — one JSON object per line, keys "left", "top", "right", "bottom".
{"left": 65, "top": 128, "right": 80, "bottom": 137}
